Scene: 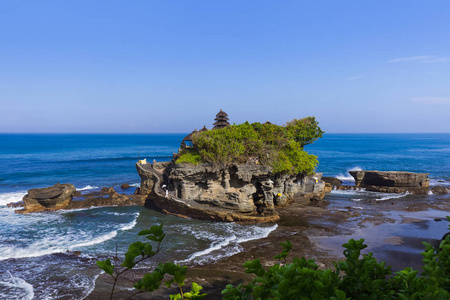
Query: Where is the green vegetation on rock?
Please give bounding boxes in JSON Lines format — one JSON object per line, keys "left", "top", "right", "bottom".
{"left": 176, "top": 117, "right": 324, "bottom": 175}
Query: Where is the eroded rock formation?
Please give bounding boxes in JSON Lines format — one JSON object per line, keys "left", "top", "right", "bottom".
{"left": 18, "top": 183, "right": 76, "bottom": 213}
{"left": 350, "top": 170, "right": 429, "bottom": 188}
{"left": 15, "top": 184, "right": 146, "bottom": 213}
{"left": 346, "top": 170, "right": 445, "bottom": 194}
{"left": 136, "top": 161, "right": 328, "bottom": 223}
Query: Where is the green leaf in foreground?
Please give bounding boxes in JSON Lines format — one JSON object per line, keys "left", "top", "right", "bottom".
{"left": 96, "top": 258, "right": 114, "bottom": 275}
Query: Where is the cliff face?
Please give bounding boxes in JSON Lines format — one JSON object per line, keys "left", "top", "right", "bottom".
{"left": 136, "top": 161, "right": 328, "bottom": 223}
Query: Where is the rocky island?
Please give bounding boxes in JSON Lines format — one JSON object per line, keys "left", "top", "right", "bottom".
{"left": 134, "top": 110, "right": 329, "bottom": 223}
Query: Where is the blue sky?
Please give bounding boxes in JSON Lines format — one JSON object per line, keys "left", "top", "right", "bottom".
{"left": 0, "top": 1, "right": 449, "bottom": 133}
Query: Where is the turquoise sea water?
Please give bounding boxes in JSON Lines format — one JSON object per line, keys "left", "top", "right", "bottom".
{"left": 0, "top": 133, "right": 449, "bottom": 299}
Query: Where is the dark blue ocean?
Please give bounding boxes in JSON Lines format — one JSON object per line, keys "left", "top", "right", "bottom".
{"left": 0, "top": 133, "right": 449, "bottom": 299}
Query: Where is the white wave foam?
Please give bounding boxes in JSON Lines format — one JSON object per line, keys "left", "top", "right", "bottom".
{"left": 70, "top": 231, "right": 118, "bottom": 249}
{"left": 376, "top": 192, "right": 409, "bottom": 201}
{"left": 77, "top": 185, "right": 99, "bottom": 191}
{"left": 330, "top": 189, "right": 366, "bottom": 195}
{"left": 39, "top": 273, "right": 100, "bottom": 300}
{"left": 330, "top": 189, "right": 409, "bottom": 202}
{"left": 0, "top": 191, "right": 26, "bottom": 206}
{"left": 430, "top": 179, "right": 450, "bottom": 187}
{"left": 129, "top": 183, "right": 141, "bottom": 187}
{"left": 0, "top": 271, "right": 34, "bottom": 300}
{"left": 179, "top": 234, "right": 238, "bottom": 263}
{"left": 120, "top": 212, "right": 140, "bottom": 231}
{"left": 177, "top": 224, "right": 277, "bottom": 265}
{"left": 352, "top": 206, "right": 363, "bottom": 209}
{"left": 79, "top": 273, "right": 101, "bottom": 300}
{"left": 58, "top": 207, "right": 98, "bottom": 213}
{"left": 0, "top": 229, "right": 118, "bottom": 260}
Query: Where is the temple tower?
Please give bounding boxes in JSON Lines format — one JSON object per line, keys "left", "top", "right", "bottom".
{"left": 213, "top": 109, "right": 230, "bottom": 129}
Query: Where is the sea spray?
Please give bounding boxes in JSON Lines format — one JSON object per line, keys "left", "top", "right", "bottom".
{"left": 335, "top": 166, "right": 362, "bottom": 182}
{"left": 0, "top": 191, "right": 26, "bottom": 206}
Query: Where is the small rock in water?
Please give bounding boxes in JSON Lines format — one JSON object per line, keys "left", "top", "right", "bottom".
{"left": 121, "top": 183, "right": 130, "bottom": 189}
{"left": 434, "top": 218, "right": 443, "bottom": 222}
{"left": 100, "top": 187, "right": 115, "bottom": 195}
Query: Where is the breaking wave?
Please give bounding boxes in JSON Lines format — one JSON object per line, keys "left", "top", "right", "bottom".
{"left": 335, "top": 166, "right": 362, "bottom": 182}
{"left": 0, "top": 191, "right": 26, "bottom": 206}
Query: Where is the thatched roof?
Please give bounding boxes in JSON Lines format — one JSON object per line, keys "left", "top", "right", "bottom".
{"left": 199, "top": 126, "right": 208, "bottom": 132}
{"left": 216, "top": 109, "right": 228, "bottom": 118}
{"left": 264, "top": 120, "right": 272, "bottom": 125}
{"left": 213, "top": 109, "right": 230, "bottom": 129}
{"left": 213, "top": 120, "right": 230, "bottom": 126}
{"left": 182, "top": 129, "right": 198, "bottom": 141}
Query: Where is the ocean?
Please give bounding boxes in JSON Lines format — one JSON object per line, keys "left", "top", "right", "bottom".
{"left": 0, "top": 133, "right": 449, "bottom": 299}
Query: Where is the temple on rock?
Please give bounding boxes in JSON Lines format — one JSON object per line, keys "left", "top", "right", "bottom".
{"left": 180, "top": 110, "right": 229, "bottom": 149}
{"left": 213, "top": 109, "right": 230, "bottom": 129}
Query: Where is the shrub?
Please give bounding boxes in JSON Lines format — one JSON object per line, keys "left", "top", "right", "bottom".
{"left": 176, "top": 117, "right": 323, "bottom": 175}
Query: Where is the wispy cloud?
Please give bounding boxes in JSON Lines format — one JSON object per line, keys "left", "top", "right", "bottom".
{"left": 410, "top": 97, "right": 450, "bottom": 105}
{"left": 387, "top": 55, "right": 449, "bottom": 63}
{"left": 347, "top": 75, "right": 364, "bottom": 81}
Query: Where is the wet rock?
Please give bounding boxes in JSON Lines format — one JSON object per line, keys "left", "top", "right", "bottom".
{"left": 121, "top": 183, "right": 130, "bottom": 190}
{"left": 430, "top": 186, "right": 449, "bottom": 195}
{"left": 17, "top": 183, "right": 76, "bottom": 213}
{"left": 7, "top": 201, "right": 24, "bottom": 208}
{"left": 322, "top": 177, "right": 343, "bottom": 187}
{"left": 364, "top": 185, "right": 429, "bottom": 194}
{"left": 100, "top": 187, "right": 116, "bottom": 195}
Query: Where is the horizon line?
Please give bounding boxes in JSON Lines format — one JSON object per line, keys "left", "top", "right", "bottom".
{"left": 1, "top": 132, "right": 450, "bottom": 135}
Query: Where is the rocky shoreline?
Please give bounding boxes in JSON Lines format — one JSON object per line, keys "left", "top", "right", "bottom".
{"left": 87, "top": 189, "right": 450, "bottom": 299}
{"left": 7, "top": 167, "right": 450, "bottom": 299}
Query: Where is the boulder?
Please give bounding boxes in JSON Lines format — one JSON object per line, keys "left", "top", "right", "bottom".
{"left": 100, "top": 187, "right": 116, "bottom": 195}
{"left": 17, "top": 183, "right": 76, "bottom": 213}
{"left": 121, "top": 183, "right": 130, "bottom": 190}
{"left": 349, "top": 170, "right": 429, "bottom": 188}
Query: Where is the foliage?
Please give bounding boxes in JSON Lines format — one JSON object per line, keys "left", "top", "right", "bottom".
{"left": 286, "top": 116, "right": 324, "bottom": 147}
{"left": 176, "top": 117, "right": 323, "bottom": 175}
{"left": 176, "top": 149, "right": 202, "bottom": 165}
{"left": 222, "top": 218, "right": 450, "bottom": 299}
{"left": 96, "top": 224, "right": 206, "bottom": 300}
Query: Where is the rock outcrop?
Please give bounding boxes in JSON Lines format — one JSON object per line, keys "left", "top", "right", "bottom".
{"left": 18, "top": 183, "right": 76, "bottom": 213}
{"left": 322, "top": 177, "right": 342, "bottom": 187}
{"left": 346, "top": 170, "right": 439, "bottom": 194}
{"left": 136, "top": 161, "right": 328, "bottom": 223}
{"left": 15, "top": 184, "right": 145, "bottom": 213}
{"left": 350, "top": 170, "right": 429, "bottom": 188}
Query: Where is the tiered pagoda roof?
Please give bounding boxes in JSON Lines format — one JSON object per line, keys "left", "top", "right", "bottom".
{"left": 213, "top": 109, "right": 230, "bottom": 129}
